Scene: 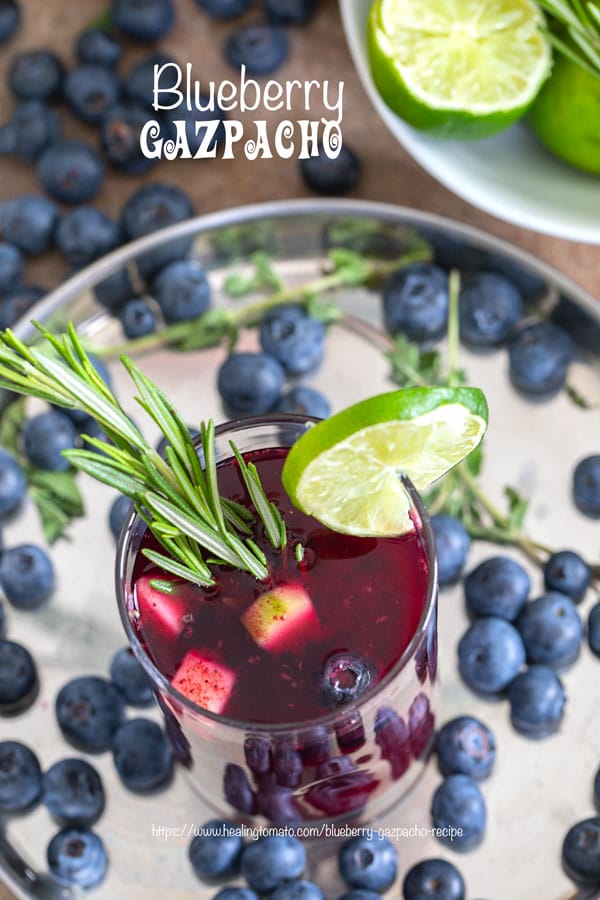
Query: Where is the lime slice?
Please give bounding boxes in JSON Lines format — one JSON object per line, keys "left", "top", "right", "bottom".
{"left": 282, "top": 387, "right": 488, "bottom": 537}
{"left": 367, "top": 0, "right": 552, "bottom": 139}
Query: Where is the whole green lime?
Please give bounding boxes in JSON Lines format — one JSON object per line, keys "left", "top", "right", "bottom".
{"left": 528, "top": 52, "right": 600, "bottom": 174}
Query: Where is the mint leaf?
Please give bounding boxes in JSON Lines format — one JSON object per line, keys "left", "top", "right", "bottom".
{"left": 223, "top": 252, "right": 283, "bottom": 298}
{"left": 306, "top": 295, "right": 341, "bottom": 323}
{"left": 28, "top": 468, "right": 85, "bottom": 543}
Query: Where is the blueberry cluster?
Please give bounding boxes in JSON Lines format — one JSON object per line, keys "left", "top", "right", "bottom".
{"left": 0, "top": 0, "right": 361, "bottom": 340}
{"left": 458, "top": 549, "right": 597, "bottom": 739}
{"left": 217, "top": 304, "right": 331, "bottom": 418}
{"left": 187, "top": 820, "right": 470, "bottom": 900}
{"left": 1, "top": 609, "right": 171, "bottom": 889}
{"left": 383, "top": 262, "right": 575, "bottom": 400}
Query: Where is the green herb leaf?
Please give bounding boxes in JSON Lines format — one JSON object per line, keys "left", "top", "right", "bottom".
{"left": 27, "top": 470, "right": 85, "bottom": 543}
{"left": 566, "top": 382, "right": 595, "bottom": 409}
{"left": 0, "top": 397, "right": 26, "bottom": 456}
{"left": 504, "top": 486, "right": 529, "bottom": 532}
{"left": 306, "top": 295, "right": 342, "bottom": 323}
{"left": 230, "top": 442, "right": 287, "bottom": 550}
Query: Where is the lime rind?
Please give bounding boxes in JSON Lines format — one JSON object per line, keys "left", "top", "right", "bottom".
{"left": 282, "top": 387, "right": 488, "bottom": 537}
{"left": 368, "top": 0, "right": 552, "bottom": 138}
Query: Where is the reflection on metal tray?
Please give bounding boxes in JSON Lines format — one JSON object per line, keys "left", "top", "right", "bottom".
{"left": 1, "top": 200, "right": 599, "bottom": 900}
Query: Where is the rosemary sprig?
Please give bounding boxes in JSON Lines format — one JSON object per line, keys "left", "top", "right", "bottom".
{"left": 0, "top": 322, "right": 287, "bottom": 585}
{"left": 91, "top": 246, "right": 432, "bottom": 359}
{"left": 537, "top": 0, "right": 600, "bottom": 76}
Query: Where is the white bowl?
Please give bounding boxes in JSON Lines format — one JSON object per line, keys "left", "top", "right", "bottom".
{"left": 339, "top": 0, "right": 600, "bottom": 244}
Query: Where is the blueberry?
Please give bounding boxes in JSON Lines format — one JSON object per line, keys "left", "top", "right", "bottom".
{"left": 152, "top": 260, "right": 211, "bottom": 324}
{"left": 431, "top": 514, "right": 470, "bottom": 586}
{"left": 196, "top": 0, "right": 252, "bottom": 17}
{"left": 508, "top": 321, "right": 573, "bottom": 398}
{"left": 112, "top": 718, "right": 173, "bottom": 792}
{"left": 408, "top": 692, "right": 435, "bottom": 758}
{"left": 321, "top": 651, "right": 377, "bottom": 707}
{"left": 300, "top": 144, "right": 361, "bottom": 196}
{"left": 56, "top": 207, "right": 121, "bottom": 270}
{"left": 0, "top": 100, "right": 61, "bottom": 162}
{"left": 244, "top": 735, "right": 272, "bottom": 774}
{"left": 255, "top": 783, "right": 300, "bottom": 823}
{"left": 338, "top": 892, "right": 381, "bottom": 900}
{"left": 55, "top": 675, "right": 125, "bottom": 753}
{"left": 0, "top": 448, "right": 26, "bottom": 519}
{"left": 240, "top": 835, "right": 306, "bottom": 893}
{"left": 589, "top": 601, "right": 600, "bottom": 658}
{"left": 214, "top": 890, "right": 259, "bottom": 900}
{"left": 188, "top": 818, "right": 243, "bottom": 882}
{"left": 543, "top": 551, "right": 591, "bottom": 603}
{"left": 47, "top": 827, "right": 108, "bottom": 889}
{"left": 259, "top": 305, "right": 326, "bottom": 375}
{"left": 76, "top": 28, "right": 122, "bottom": 68}
{"left": 464, "top": 556, "right": 530, "bottom": 621}
{"left": 375, "top": 706, "right": 410, "bottom": 779}
{"left": 217, "top": 352, "right": 285, "bottom": 414}
{"left": 0, "top": 639, "right": 38, "bottom": 713}
{"left": 383, "top": 263, "right": 448, "bottom": 343}
{"left": 8, "top": 49, "right": 64, "bottom": 101}
{"left": 37, "top": 140, "right": 104, "bottom": 206}
{"left": 63, "top": 65, "right": 121, "bottom": 125}
{"left": 120, "top": 182, "right": 194, "bottom": 279}
{"left": 123, "top": 52, "right": 175, "bottom": 109}
{"left": 273, "top": 742, "right": 303, "bottom": 788}
{"left": 573, "top": 455, "right": 600, "bottom": 519}
{"left": 94, "top": 268, "right": 135, "bottom": 311}
{"left": 431, "top": 774, "right": 486, "bottom": 852}
{"left": 435, "top": 716, "right": 496, "bottom": 780}
{"left": 264, "top": 0, "right": 316, "bottom": 24}
{"left": 459, "top": 271, "right": 523, "bottom": 347}
{"left": 335, "top": 709, "right": 366, "bottom": 753}
{"left": 402, "top": 858, "right": 466, "bottom": 900}
{"left": 516, "top": 592, "right": 583, "bottom": 670}
{"left": 225, "top": 23, "right": 289, "bottom": 76}
{"left": 271, "top": 881, "right": 325, "bottom": 900}
{"left": 101, "top": 103, "right": 167, "bottom": 174}
{"left": 297, "top": 726, "right": 329, "bottom": 766}
{"left": 109, "top": 646, "right": 154, "bottom": 706}
{"left": 43, "top": 758, "right": 105, "bottom": 827}
{"left": 276, "top": 387, "right": 331, "bottom": 418}
{"left": 0, "top": 284, "right": 45, "bottom": 329}
{"left": 0, "top": 740, "right": 42, "bottom": 813}
{"left": 2, "top": 194, "right": 58, "bottom": 255}
{"left": 0, "top": 544, "right": 55, "bottom": 609}
{"left": 306, "top": 763, "right": 378, "bottom": 817}
{"left": 561, "top": 816, "right": 600, "bottom": 886}
{"left": 224, "top": 762, "right": 256, "bottom": 814}
{"left": 338, "top": 834, "right": 397, "bottom": 892}
{"left": 111, "top": 0, "right": 175, "bottom": 42}
{"left": 119, "top": 297, "right": 157, "bottom": 339}
{"left": 22, "top": 410, "right": 77, "bottom": 471}
{"left": 0, "top": 241, "right": 22, "bottom": 293}
{"left": 507, "top": 664, "right": 566, "bottom": 737}
{"left": 458, "top": 617, "right": 525, "bottom": 694}
{"left": 0, "top": 0, "right": 20, "bottom": 42}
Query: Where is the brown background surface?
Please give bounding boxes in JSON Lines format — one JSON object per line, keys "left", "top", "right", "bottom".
{"left": 0, "top": 0, "right": 598, "bottom": 897}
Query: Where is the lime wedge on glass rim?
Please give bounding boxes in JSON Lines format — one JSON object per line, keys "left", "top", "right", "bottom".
{"left": 281, "top": 387, "right": 488, "bottom": 537}
{"left": 367, "top": 0, "right": 552, "bottom": 139}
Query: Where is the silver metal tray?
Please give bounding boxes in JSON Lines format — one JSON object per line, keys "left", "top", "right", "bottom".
{"left": 1, "top": 199, "right": 599, "bottom": 900}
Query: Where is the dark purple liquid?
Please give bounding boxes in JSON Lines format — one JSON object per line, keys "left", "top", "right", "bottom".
{"left": 132, "top": 448, "right": 429, "bottom": 724}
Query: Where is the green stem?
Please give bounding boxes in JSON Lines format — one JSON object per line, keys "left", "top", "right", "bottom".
{"left": 92, "top": 249, "right": 430, "bottom": 359}
{"left": 447, "top": 270, "right": 460, "bottom": 387}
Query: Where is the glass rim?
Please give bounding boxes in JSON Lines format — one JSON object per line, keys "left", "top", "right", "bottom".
{"left": 115, "top": 412, "right": 438, "bottom": 734}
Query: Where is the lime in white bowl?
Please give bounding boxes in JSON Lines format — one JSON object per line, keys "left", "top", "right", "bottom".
{"left": 339, "top": 0, "right": 600, "bottom": 243}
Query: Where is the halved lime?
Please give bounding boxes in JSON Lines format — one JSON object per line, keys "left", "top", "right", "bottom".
{"left": 282, "top": 387, "right": 488, "bottom": 537}
{"left": 367, "top": 0, "right": 552, "bottom": 139}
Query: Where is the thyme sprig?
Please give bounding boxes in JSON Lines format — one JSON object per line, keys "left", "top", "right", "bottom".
{"left": 0, "top": 323, "right": 286, "bottom": 585}
{"left": 388, "top": 270, "right": 600, "bottom": 580}
{"left": 91, "top": 246, "right": 432, "bottom": 359}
